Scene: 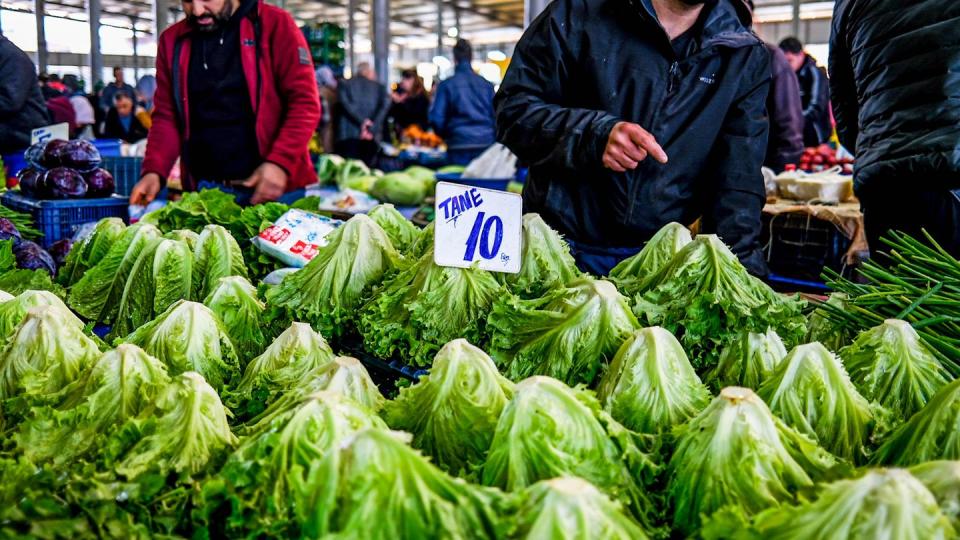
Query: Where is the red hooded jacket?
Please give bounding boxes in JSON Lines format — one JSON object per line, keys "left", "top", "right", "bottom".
{"left": 142, "top": 0, "right": 320, "bottom": 191}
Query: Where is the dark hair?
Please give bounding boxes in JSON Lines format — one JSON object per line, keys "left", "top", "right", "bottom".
{"left": 453, "top": 39, "right": 472, "bottom": 64}
{"left": 62, "top": 74, "right": 82, "bottom": 92}
{"left": 401, "top": 69, "right": 426, "bottom": 97}
{"left": 779, "top": 37, "right": 804, "bottom": 54}
{"left": 113, "top": 91, "right": 133, "bottom": 104}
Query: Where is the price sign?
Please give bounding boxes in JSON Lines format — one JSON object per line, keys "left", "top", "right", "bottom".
{"left": 434, "top": 181, "right": 522, "bottom": 274}
{"left": 30, "top": 123, "right": 69, "bottom": 145}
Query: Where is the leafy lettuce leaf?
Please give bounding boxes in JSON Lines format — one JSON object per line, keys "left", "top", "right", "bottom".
{"left": 704, "top": 328, "right": 787, "bottom": 392}
{"left": 203, "top": 276, "right": 266, "bottom": 362}
{"left": 909, "top": 460, "right": 960, "bottom": 530}
{"left": 0, "top": 289, "right": 69, "bottom": 338}
{"left": 111, "top": 238, "right": 194, "bottom": 340}
{"left": 609, "top": 222, "right": 691, "bottom": 297}
{"left": 192, "top": 224, "right": 247, "bottom": 301}
{"left": 367, "top": 203, "right": 419, "bottom": 252}
{"left": 498, "top": 213, "right": 580, "bottom": 298}
{"left": 872, "top": 379, "right": 960, "bottom": 466}
{"left": 59, "top": 217, "right": 126, "bottom": 287}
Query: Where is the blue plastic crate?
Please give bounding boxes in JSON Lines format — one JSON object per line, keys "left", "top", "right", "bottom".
{"left": 100, "top": 156, "right": 142, "bottom": 196}
{"left": 435, "top": 172, "right": 512, "bottom": 191}
{"left": 1, "top": 191, "right": 129, "bottom": 248}
{"left": 91, "top": 139, "right": 122, "bottom": 158}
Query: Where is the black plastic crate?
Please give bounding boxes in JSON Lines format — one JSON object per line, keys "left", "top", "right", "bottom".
{"left": 761, "top": 211, "right": 853, "bottom": 285}
{"left": 1, "top": 191, "right": 129, "bottom": 248}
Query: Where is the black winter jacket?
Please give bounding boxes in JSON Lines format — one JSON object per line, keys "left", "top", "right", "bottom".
{"left": 795, "top": 55, "right": 831, "bottom": 147}
{"left": 0, "top": 36, "right": 49, "bottom": 155}
{"left": 830, "top": 0, "right": 960, "bottom": 198}
{"left": 495, "top": 0, "right": 770, "bottom": 275}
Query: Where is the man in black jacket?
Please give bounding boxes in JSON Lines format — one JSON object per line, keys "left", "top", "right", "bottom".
{"left": 780, "top": 37, "right": 831, "bottom": 148}
{"left": 335, "top": 62, "right": 389, "bottom": 166}
{"left": 830, "top": 0, "right": 960, "bottom": 255}
{"left": 496, "top": 0, "right": 771, "bottom": 276}
{"left": 0, "top": 33, "right": 50, "bottom": 155}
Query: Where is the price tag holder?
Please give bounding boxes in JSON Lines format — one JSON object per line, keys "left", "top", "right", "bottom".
{"left": 30, "top": 123, "right": 69, "bottom": 145}
{"left": 434, "top": 181, "right": 521, "bottom": 274}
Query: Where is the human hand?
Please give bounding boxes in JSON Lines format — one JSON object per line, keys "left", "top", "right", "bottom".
{"left": 360, "top": 119, "right": 374, "bottom": 140}
{"left": 242, "top": 162, "right": 288, "bottom": 204}
{"left": 130, "top": 173, "right": 162, "bottom": 205}
{"left": 602, "top": 122, "right": 668, "bottom": 172}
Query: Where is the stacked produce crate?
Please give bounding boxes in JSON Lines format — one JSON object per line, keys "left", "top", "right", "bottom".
{"left": 301, "top": 22, "right": 345, "bottom": 76}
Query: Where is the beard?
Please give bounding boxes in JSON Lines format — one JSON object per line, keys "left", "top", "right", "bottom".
{"left": 187, "top": 2, "right": 234, "bottom": 32}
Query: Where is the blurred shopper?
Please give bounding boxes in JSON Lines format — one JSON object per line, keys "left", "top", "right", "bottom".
{"left": 316, "top": 65, "right": 338, "bottom": 153}
{"left": 335, "top": 62, "right": 389, "bottom": 165}
{"left": 389, "top": 69, "right": 430, "bottom": 134}
{"left": 102, "top": 92, "right": 149, "bottom": 143}
{"left": 100, "top": 66, "right": 136, "bottom": 112}
{"left": 40, "top": 77, "right": 77, "bottom": 137}
{"left": 430, "top": 39, "right": 495, "bottom": 165}
{"left": 132, "top": 0, "right": 320, "bottom": 206}
{"left": 0, "top": 33, "right": 49, "bottom": 154}
{"left": 830, "top": 1, "right": 960, "bottom": 254}
{"left": 779, "top": 37, "right": 831, "bottom": 148}
{"left": 62, "top": 74, "right": 96, "bottom": 138}
{"left": 496, "top": 0, "right": 771, "bottom": 276}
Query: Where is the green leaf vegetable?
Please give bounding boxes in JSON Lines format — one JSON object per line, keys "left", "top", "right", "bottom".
{"left": 667, "top": 386, "right": 840, "bottom": 535}
{"left": 0, "top": 289, "right": 12, "bottom": 302}
{"left": 111, "top": 238, "right": 194, "bottom": 340}
{"left": 909, "top": 461, "right": 960, "bottom": 529}
{"left": 163, "top": 228, "right": 200, "bottom": 249}
{"left": 596, "top": 326, "right": 711, "bottom": 434}
{"left": 367, "top": 203, "right": 419, "bottom": 252}
{"left": 227, "top": 322, "right": 334, "bottom": 420}
{"left": 840, "top": 319, "right": 952, "bottom": 420}
{"left": 0, "top": 203, "right": 41, "bottom": 240}
{"left": 123, "top": 300, "right": 240, "bottom": 391}
{"left": 336, "top": 159, "right": 370, "bottom": 189}
{"left": 317, "top": 154, "right": 346, "bottom": 184}
{"left": 203, "top": 276, "right": 267, "bottom": 362}
{"left": 142, "top": 188, "right": 242, "bottom": 232}
{"left": 0, "top": 289, "right": 68, "bottom": 338}
{"left": 266, "top": 214, "right": 403, "bottom": 339}
{"left": 704, "top": 328, "right": 787, "bottom": 392}
{"left": 359, "top": 247, "right": 503, "bottom": 367}
{"left": 758, "top": 342, "right": 880, "bottom": 462}
{"left": 370, "top": 172, "right": 427, "bottom": 206}
{"left": 508, "top": 477, "right": 649, "bottom": 540}
{"left": 192, "top": 224, "right": 247, "bottom": 301}
{"left": 384, "top": 339, "right": 514, "bottom": 475}
{"left": 481, "top": 376, "right": 662, "bottom": 536}
{"left": 872, "top": 379, "right": 960, "bottom": 466}
{"left": 488, "top": 277, "right": 639, "bottom": 385}
{"left": 609, "top": 222, "right": 691, "bottom": 296}
{"left": 632, "top": 234, "right": 806, "bottom": 371}
{"left": 498, "top": 213, "right": 580, "bottom": 299}
{"left": 68, "top": 222, "right": 162, "bottom": 324}
{"left": 59, "top": 217, "right": 126, "bottom": 286}
{"left": 407, "top": 220, "right": 434, "bottom": 260}
{"left": 805, "top": 292, "right": 856, "bottom": 352}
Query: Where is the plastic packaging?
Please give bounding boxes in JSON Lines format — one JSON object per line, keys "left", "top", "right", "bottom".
{"left": 252, "top": 209, "right": 342, "bottom": 268}
{"left": 461, "top": 144, "right": 519, "bottom": 179}
{"left": 774, "top": 166, "right": 853, "bottom": 204}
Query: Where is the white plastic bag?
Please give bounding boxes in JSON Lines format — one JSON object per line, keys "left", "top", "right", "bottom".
{"left": 252, "top": 209, "right": 342, "bottom": 268}
{"left": 462, "top": 144, "right": 518, "bottom": 179}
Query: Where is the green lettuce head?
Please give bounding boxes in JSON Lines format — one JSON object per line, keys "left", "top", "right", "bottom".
{"left": 316, "top": 428, "right": 508, "bottom": 540}
{"left": 0, "top": 289, "right": 69, "bottom": 338}
{"left": 267, "top": 214, "right": 404, "bottom": 338}
{"left": 68, "top": 222, "right": 162, "bottom": 324}
{"left": 367, "top": 203, "right": 419, "bottom": 252}
{"left": 840, "top": 319, "right": 952, "bottom": 420}
{"left": 482, "top": 376, "right": 661, "bottom": 536}
{"left": 750, "top": 469, "right": 954, "bottom": 539}
{"left": 596, "top": 326, "right": 711, "bottom": 434}
{"left": 163, "top": 229, "right": 200, "bottom": 250}
{"left": 498, "top": 213, "right": 580, "bottom": 298}
{"left": 806, "top": 292, "right": 857, "bottom": 352}
{"left": 873, "top": 379, "right": 960, "bottom": 466}
{"left": 909, "top": 461, "right": 960, "bottom": 529}
{"left": 704, "top": 328, "right": 788, "bottom": 392}
{"left": 17, "top": 344, "right": 170, "bottom": 466}
{"left": 488, "top": 277, "right": 639, "bottom": 386}
{"left": 114, "top": 371, "right": 237, "bottom": 479}
{"left": 370, "top": 172, "right": 427, "bottom": 206}
{"left": 609, "top": 222, "right": 692, "bottom": 296}
{"left": 509, "top": 477, "right": 649, "bottom": 540}
{"left": 204, "top": 276, "right": 267, "bottom": 362}
{"left": 667, "top": 386, "right": 840, "bottom": 535}
{"left": 632, "top": 234, "right": 806, "bottom": 371}
{"left": 0, "top": 304, "right": 101, "bottom": 401}
{"left": 384, "top": 339, "right": 514, "bottom": 475}
{"left": 123, "top": 300, "right": 240, "bottom": 391}
{"left": 407, "top": 220, "right": 434, "bottom": 259}
{"left": 193, "top": 224, "right": 248, "bottom": 300}
{"left": 228, "top": 321, "right": 334, "bottom": 419}
{"left": 112, "top": 237, "right": 194, "bottom": 339}
{"left": 758, "top": 342, "right": 880, "bottom": 462}
{"left": 359, "top": 247, "right": 504, "bottom": 367}
{"left": 59, "top": 217, "right": 126, "bottom": 286}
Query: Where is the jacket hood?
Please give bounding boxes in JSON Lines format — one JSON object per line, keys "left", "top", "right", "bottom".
{"left": 632, "top": 0, "right": 760, "bottom": 50}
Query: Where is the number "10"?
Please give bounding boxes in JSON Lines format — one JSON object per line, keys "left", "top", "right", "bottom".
{"left": 463, "top": 211, "right": 504, "bottom": 262}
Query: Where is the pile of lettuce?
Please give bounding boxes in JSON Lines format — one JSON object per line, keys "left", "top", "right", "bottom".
{"left": 703, "top": 328, "right": 787, "bottom": 392}
{"left": 609, "top": 222, "right": 691, "bottom": 297}
{"left": 499, "top": 213, "right": 581, "bottom": 298}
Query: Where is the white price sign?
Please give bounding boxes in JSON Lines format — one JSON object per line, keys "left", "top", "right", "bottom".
{"left": 30, "top": 123, "right": 70, "bottom": 145}
{"left": 433, "top": 182, "right": 522, "bottom": 274}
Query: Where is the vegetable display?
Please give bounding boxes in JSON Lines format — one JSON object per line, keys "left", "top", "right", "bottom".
{"left": 367, "top": 203, "right": 420, "bottom": 252}
{"left": 203, "top": 276, "right": 267, "bottom": 361}
{"left": 59, "top": 217, "right": 126, "bottom": 286}
{"left": 499, "top": 213, "right": 581, "bottom": 298}
{"left": 704, "top": 328, "right": 787, "bottom": 392}
{"left": 609, "top": 222, "right": 691, "bottom": 297}
{"left": 872, "top": 378, "right": 960, "bottom": 466}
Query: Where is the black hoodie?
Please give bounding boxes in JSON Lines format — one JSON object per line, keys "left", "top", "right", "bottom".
{"left": 0, "top": 36, "right": 50, "bottom": 155}
{"left": 496, "top": 0, "right": 771, "bottom": 275}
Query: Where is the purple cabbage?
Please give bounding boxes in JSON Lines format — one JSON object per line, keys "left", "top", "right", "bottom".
{"left": 17, "top": 168, "right": 45, "bottom": 197}
{"left": 49, "top": 239, "right": 73, "bottom": 269}
{"left": 24, "top": 142, "right": 48, "bottom": 170}
{"left": 0, "top": 218, "right": 22, "bottom": 245}
{"left": 84, "top": 168, "right": 115, "bottom": 197}
{"left": 14, "top": 241, "right": 56, "bottom": 276}
{"left": 62, "top": 140, "right": 101, "bottom": 172}
{"left": 41, "top": 140, "right": 70, "bottom": 169}
{"left": 45, "top": 168, "right": 88, "bottom": 199}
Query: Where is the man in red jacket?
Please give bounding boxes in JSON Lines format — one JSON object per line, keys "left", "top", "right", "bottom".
{"left": 131, "top": 0, "right": 320, "bottom": 205}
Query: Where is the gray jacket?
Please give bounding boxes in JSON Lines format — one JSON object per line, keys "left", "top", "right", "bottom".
{"left": 335, "top": 76, "right": 389, "bottom": 142}
{"left": 0, "top": 36, "right": 50, "bottom": 155}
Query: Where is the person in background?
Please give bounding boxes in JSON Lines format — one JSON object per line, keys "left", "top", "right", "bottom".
{"left": 62, "top": 74, "right": 96, "bottom": 138}
{"left": 429, "top": 39, "right": 495, "bottom": 165}
{"left": 830, "top": 0, "right": 960, "bottom": 255}
{"left": 102, "top": 92, "right": 149, "bottom": 143}
{"left": 335, "top": 62, "right": 389, "bottom": 165}
{"left": 316, "top": 65, "right": 338, "bottom": 154}
{"left": 0, "top": 32, "right": 50, "bottom": 154}
{"left": 779, "top": 37, "right": 831, "bottom": 148}
{"left": 89, "top": 81, "right": 106, "bottom": 137}
{"left": 136, "top": 75, "right": 158, "bottom": 112}
{"left": 40, "top": 77, "right": 77, "bottom": 137}
{"left": 389, "top": 69, "right": 430, "bottom": 135}
{"left": 131, "top": 0, "right": 320, "bottom": 206}
{"left": 100, "top": 66, "right": 136, "bottom": 112}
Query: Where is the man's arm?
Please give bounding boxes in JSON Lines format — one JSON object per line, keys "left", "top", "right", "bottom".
{"left": 0, "top": 55, "right": 35, "bottom": 120}
{"left": 829, "top": 1, "right": 858, "bottom": 152}
{"left": 703, "top": 44, "right": 771, "bottom": 277}
{"left": 370, "top": 83, "right": 390, "bottom": 133}
{"left": 140, "top": 38, "right": 183, "bottom": 184}
{"left": 494, "top": 3, "right": 621, "bottom": 170}
{"left": 337, "top": 82, "right": 365, "bottom": 125}
{"left": 263, "top": 12, "right": 321, "bottom": 178}
{"left": 428, "top": 82, "right": 449, "bottom": 137}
